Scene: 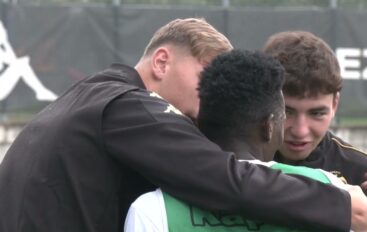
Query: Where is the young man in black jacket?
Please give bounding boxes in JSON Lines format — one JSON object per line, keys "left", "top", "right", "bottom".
{"left": 264, "top": 31, "right": 367, "bottom": 189}
{"left": 0, "top": 18, "right": 366, "bottom": 232}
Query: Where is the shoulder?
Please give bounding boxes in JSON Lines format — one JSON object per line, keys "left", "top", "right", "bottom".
{"left": 131, "top": 189, "right": 164, "bottom": 208}
{"left": 318, "top": 169, "right": 349, "bottom": 189}
{"left": 328, "top": 132, "right": 367, "bottom": 158}
{"left": 125, "top": 189, "right": 168, "bottom": 232}
{"left": 112, "top": 90, "right": 192, "bottom": 125}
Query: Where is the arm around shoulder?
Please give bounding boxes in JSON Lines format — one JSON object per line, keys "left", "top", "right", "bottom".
{"left": 105, "top": 92, "right": 352, "bottom": 232}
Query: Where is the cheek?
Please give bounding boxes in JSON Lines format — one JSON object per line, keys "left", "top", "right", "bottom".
{"left": 187, "top": 75, "right": 200, "bottom": 97}
{"left": 283, "top": 118, "right": 293, "bottom": 130}
{"left": 311, "top": 118, "right": 332, "bottom": 139}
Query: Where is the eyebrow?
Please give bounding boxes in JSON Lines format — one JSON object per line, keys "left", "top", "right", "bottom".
{"left": 308, "top": 106, "right": 330, "bottom": 112}
{"left": 285, "top": 105, "right": 330, "bottom": 112}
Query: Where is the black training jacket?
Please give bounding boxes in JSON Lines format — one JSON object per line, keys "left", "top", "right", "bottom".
{"left": 0, "top": 64, "right": 350, "bottom": 232}
{"left": 275, "top": 131, "right": 367, "bottom": 185}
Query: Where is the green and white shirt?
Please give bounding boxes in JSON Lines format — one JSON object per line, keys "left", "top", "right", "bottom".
{"left": 124, "top": 160, "right": 347, "bottom": 232}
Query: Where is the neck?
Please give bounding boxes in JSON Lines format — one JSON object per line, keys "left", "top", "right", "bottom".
{"left": 225, "top": 139, "right": 264, "bottom": 161}
{"left": 276, "top": 152, "right": 301, "bottom": 165}
{"left": 135, "top": 58, "right": 157, "bottom": 93}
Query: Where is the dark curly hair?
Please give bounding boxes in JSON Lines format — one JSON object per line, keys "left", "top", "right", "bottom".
{"left": 198, "top": 49, "right": 284, "bottom": 146}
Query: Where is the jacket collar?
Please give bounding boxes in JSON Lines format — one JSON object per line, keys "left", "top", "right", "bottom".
{"left": 107, "top": 63, "right": 146, "bottom": 89}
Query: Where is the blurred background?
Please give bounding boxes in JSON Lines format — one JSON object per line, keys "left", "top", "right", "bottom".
{"left": 1, "top": 0, "right": 367, "bottom": 160}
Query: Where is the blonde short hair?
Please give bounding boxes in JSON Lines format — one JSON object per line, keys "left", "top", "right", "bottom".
{"left": 142, "top": 18, "right": 233, "bottom": 63}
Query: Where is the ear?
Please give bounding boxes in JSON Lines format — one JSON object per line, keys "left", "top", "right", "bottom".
{"left": 261, "top": 114, "right": 274, "bottom": 142}
{"left": 151, "top": 47, "right": 170, "bottom": 81}
{"left": 332, "top": 92, "right": 340, "bottom": 117}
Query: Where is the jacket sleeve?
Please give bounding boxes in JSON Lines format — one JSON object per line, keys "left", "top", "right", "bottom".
{"left": 103, "top": 90, "right": 351, "bottom": 232}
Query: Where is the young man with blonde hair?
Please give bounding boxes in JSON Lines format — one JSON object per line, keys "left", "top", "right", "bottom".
{"left": 0, "top": 18, "right": 366, "bottom": 232}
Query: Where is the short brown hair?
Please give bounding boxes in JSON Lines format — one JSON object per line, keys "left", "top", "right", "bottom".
{"left": 263, "top": 31, "right": 342, "bottom": 97}
{"left": 142, "top": 18, "right": 233, "bottom": 64}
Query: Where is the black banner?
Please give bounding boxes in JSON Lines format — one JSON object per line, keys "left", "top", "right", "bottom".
{"left": 0, "top": 5, "right": 366, "bottom": 120}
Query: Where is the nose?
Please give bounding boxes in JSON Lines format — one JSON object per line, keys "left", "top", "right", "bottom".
{"left": 287, "top": 115, "right": 310, "bottom": 139}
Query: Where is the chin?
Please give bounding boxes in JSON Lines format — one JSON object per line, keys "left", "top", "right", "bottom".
{"left": 291, "top": 154, "right": 309, "bottom": 161}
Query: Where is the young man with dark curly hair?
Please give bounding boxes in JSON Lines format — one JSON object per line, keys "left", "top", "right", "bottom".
{"left": 124, "top": 49, "right": 360, "bottom": 232}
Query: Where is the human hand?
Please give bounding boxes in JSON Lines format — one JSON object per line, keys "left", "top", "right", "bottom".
{"left": 347, "top": 184, "right": 367, "bottom": 232}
